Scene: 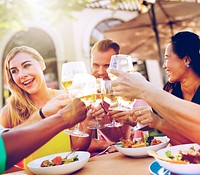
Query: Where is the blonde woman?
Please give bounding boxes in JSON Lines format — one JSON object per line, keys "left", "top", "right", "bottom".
{"left": 0, "top": 46, "right": 72, "bottom": 169}
{"left": 0, "top": 46, "right": 104, "bottom": 168}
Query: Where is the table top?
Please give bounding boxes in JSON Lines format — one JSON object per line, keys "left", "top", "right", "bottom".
{"left": 3, "top": 152, "right": 154, "bottom": 175}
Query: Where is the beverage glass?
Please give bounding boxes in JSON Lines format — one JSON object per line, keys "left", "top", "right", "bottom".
{"left": 61, "top": 61, "right": 87, "bottom": 92}
{"left": 65, "top": 74, "right": 103, "bottom": 135}
{"left": 101, "top": 80, "right": 124, "bottom": 128}
{"left": 61, "top": 62, "right": 88, "bottom": 137}
{"left": 108, "top": 54, "right": 134, "bottom": 111}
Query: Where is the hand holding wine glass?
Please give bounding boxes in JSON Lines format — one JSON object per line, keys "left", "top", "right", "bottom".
{"left": 69, "top": 74, "right": 105, "bottom": 130}
{"left": 134, "top": 105, "right": 152, "bottom": 131}
{"left": 108, "top": 54, "right": 134, "bottom": 111}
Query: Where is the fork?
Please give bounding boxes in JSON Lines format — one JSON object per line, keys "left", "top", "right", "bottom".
{"left": 92, "top": 143, "right": 118, "bottom": 158}
{"left": 64, "top": 148, "right": 79, "bottom": 159}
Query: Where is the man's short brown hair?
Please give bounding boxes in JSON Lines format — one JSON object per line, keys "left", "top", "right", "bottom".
{"left": 91, "top": 39, "right": 120, "bottom": 54}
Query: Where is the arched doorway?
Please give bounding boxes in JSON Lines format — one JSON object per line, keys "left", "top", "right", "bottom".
{"left": 2, "top": 28, "right": 58, "bottom": 106}
{"left": 90, "top": 18, "right": 123, "bottom": 48}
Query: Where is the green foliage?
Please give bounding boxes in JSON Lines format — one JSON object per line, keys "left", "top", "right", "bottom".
{"left": 0, "top": 0, "right": 90, "bottom": 31}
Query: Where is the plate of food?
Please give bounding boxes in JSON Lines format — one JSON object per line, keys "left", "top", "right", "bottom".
{"left": 153, "top": 143, "right": 200, "bottom": 175}
{"left": 27, "top": 151, "right": 90, "bottom": 175}
{"left": 115, "top": 136, "right": 170, "bottom": 157}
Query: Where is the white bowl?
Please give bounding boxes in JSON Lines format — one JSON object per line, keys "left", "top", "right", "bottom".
{"left": 156, "top": 143, "right": 200, "bottom": 175}
{"left": 27, "top": 151, "right": 90, "bottom": 175}
{"left": 115, "top": 136, "right": 170, "bottom": 157}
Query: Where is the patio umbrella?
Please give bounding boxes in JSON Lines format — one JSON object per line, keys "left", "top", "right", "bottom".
{"left": 104, "top": 0, "right": 200, "bottom": 65}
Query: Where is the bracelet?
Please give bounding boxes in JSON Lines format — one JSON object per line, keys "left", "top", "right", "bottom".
{"left": 39, "top": 108, "right": 46, "bottom": 119}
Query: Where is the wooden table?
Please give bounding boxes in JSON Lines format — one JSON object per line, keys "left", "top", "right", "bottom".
{"left": 3, "top": 152, "right": 154, "bottom": 175}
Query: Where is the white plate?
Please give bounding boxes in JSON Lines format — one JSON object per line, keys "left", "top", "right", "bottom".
{"left": 27, "top": 151, "right": 90, "bottom": 175}
{"left": 156, "top": 143, "right": 200, "bottom": 175}
{"left": 115, "top": 136, "right": 170, "bottom": 157}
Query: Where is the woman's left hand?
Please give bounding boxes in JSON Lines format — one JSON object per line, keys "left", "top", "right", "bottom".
{"left": 43, "top": 93, "right": 71, "bottom": 117}
{"left": 107, "top": 110, "right": 136, "bottom": 126}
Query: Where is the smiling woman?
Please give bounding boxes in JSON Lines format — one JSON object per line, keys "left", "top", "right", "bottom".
{"left": 0, "top": 46, "right": 71, "bottom": 169}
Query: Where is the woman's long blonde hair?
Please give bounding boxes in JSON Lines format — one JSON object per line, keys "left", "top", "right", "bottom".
{"left": 4, "top": 46, "right": 46, "bottom": 127}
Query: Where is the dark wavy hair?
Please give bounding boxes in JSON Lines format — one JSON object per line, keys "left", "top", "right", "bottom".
{"left": 171, "top": 31, "right": 200, "bottom": 77}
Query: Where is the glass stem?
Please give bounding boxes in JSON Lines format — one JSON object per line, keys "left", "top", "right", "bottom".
{"left": 74, "top": 124, "right": 80, "bottom": 133}
{"left": 112, "top": 118, "right": 117, "bottom": 125}
{"left": 117, "top": 97, "right": 122, "bottom": 108}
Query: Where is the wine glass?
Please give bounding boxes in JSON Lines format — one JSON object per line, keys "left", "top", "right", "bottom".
{"left": 101, "top": 80, "right": 124, "bottom": 128}
{"left": 86, "top": 93, "right": 105, "bottom": 130}
{"left": 80, "top": 75, "right": 105, "bottom": 129}
{"left": 61, "top": 62, "right": 88, "bottom": 137}
{"left": 64, "top": 73, "right": 99, "bottom": 136}
{"left": 108, "top": 54, "right": 134, "bottom": 111}
{"left": 61, "top": 61, "right": 87, "bottom": 92}
{"left": 86, "top": 78, "right": 108, "bottom": 130}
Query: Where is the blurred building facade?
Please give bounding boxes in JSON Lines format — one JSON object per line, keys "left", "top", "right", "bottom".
{"left": 0, "top": 9, "right": 137, "bottom": 107}
{"left": 0, "top": 8, "right": 138, "bottom": 108}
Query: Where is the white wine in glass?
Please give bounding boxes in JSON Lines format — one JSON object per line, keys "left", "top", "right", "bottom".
{"left": 108, "top": 54, "right": 133, "bottom": 81}
{"left": 61, "top": 61, "right": 87, "bottom": 92}
{"left": 100, "top": 80, "right": 123, "bottom": 128}
{"left": 108, "top": 54, "right": 134, "bottom": 111}
{"left": 61, "top": 62, "right": 89, "bottom": 137}
{"left": 106, "top": 55, "right": 136, "bottom": 127}
{"left": 84, "top": 93, "right": 105, "bottom": 129}
{"left": 71, "top": 75, "right": 105, "bottom": 130}
{"left": 65, "top": 73, "right": 97, "bottom": 135}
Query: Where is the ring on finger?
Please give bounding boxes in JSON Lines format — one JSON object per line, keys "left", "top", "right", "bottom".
{"left": 138, "top": 110, "right": 142, "bottom": 115}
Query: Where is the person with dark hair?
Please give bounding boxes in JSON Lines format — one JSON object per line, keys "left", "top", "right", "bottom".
{"left": 108, "top": 68, "right": 200, "bottom": 145}
{"left": 163, "top": 31, "right": 200, "bottom": 92}
{"left": 109, "top": 31, "right": 200, "bottom": 145}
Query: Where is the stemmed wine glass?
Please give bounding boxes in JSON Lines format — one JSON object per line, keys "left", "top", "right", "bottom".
{"left": 65, "top": 73, "right": 100, "bottom": 136}
{"left": 108, "top": 54, "right": 134, "bottom": 111}
{"left": 72, "top": 76, "right": 105, "bottom": 130}
{"left": 105, "top": 54, "right": 135, "bottom": 127}
{"left": 61, "top": 61, "right": 87, "bottom": 92}
{"left": 61, "top": 61, "right": 89, "bottom": 137}
{"left": 87, "top": 78, "right": 106, "bottom": 130}
{"left": 101, "top": 80, "right": 124, "bottom": 128}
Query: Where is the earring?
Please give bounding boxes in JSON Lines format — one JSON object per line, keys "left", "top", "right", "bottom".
{"left": 186, "top": 64, "right": 190, "bottom": 68}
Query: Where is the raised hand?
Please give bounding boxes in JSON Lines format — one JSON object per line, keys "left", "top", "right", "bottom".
{"left": 134, "top": 107, "right": 160, "bottom": 129}
{"left": 42, "top": 93, "right": 71, "bottom": 117}
{"left": 107, "top": 110, "right": 136, "bottom": 127}
{"left": 86, "top": 104, "right": 106, "bottom": 129}
{"left": 56, "top": 98, "right": 87, "bottom": 128}
{"left": 107, "top": 69, "right": 148, "bottom": 101}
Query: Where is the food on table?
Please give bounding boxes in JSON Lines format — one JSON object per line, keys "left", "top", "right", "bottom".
{"left": 119, "top": 136, "right": 162, "bottom": 148}
{"left": 41, "top": 155, "right": 79, "bottom": 167}
{"left": 41, "top": 160, "right": 54, "bottom": 167}
{"left": 165, "top": 146, "right": 200, "bottom": 164}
